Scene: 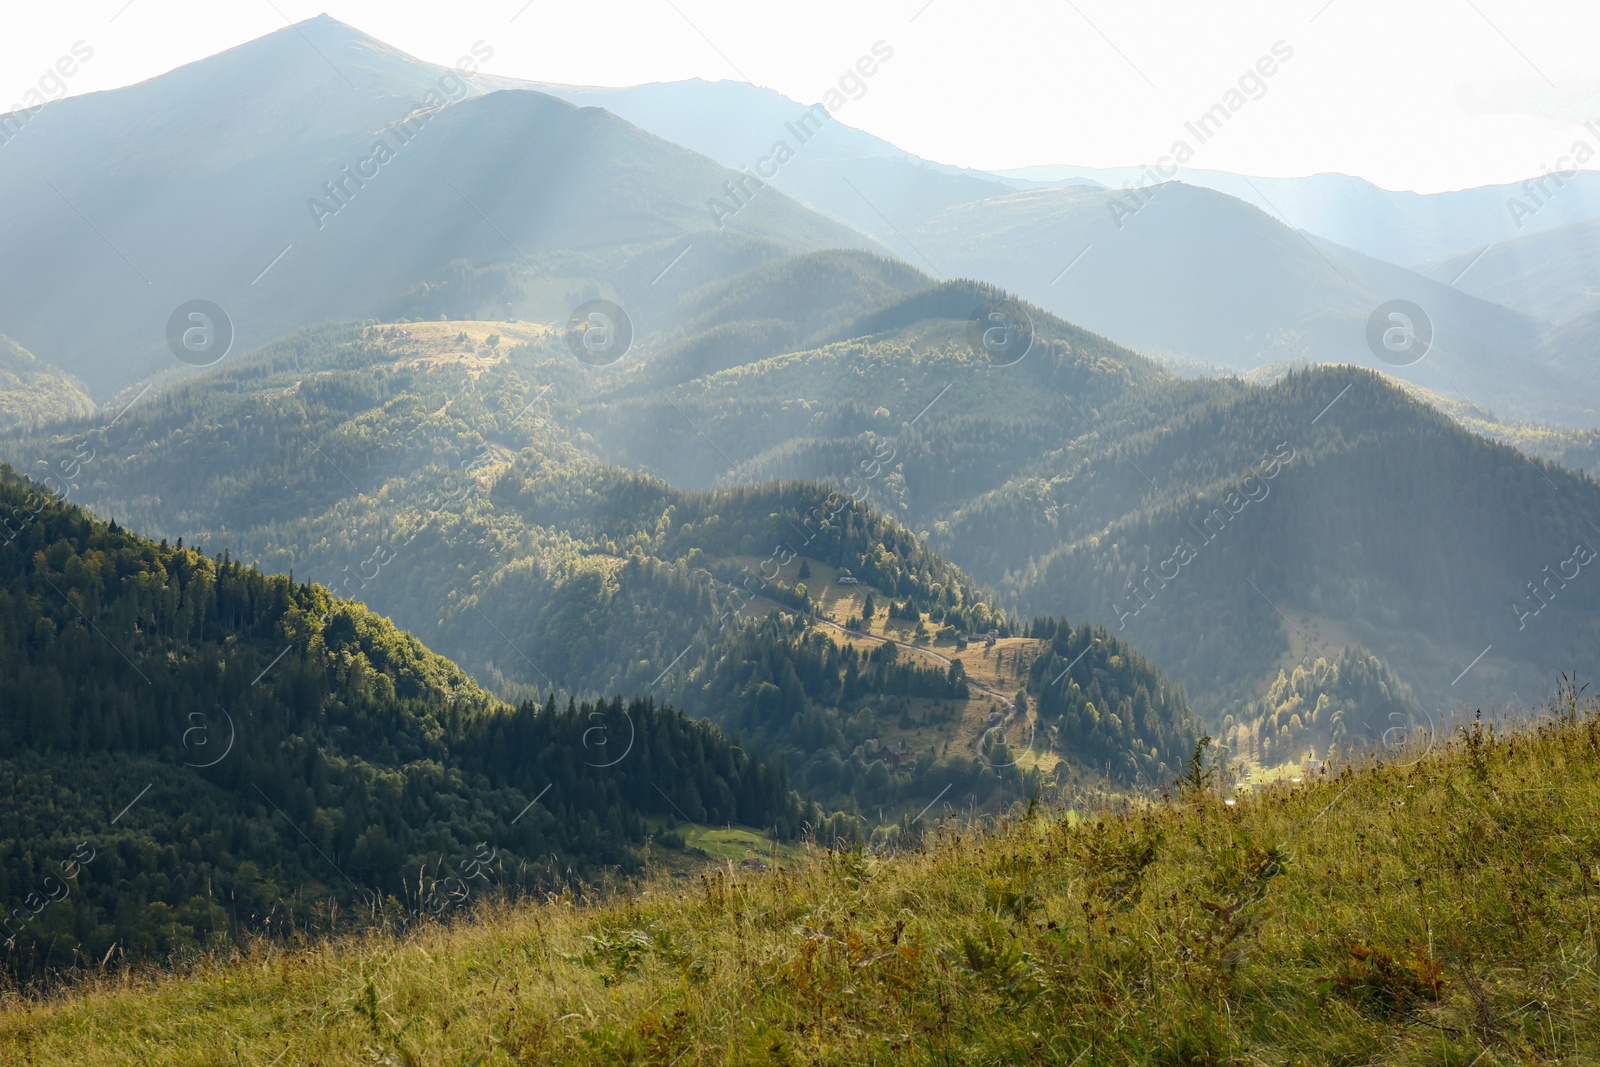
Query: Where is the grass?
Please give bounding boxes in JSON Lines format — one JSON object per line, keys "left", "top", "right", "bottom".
{"left": 4, "top": 700, "right": 1599, "bottom": 1065}
{"left": 678, "top": 826, "right": 806, "bottom": 867}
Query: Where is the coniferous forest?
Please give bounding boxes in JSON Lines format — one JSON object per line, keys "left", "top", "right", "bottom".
{"left": 0, "top": 467, "right": 806, "bottom": 977}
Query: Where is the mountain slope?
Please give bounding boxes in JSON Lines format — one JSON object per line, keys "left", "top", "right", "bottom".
{"left": 1424, "top": 215, "right": 1600, "bottom": 327}
{"left": 901, "top": 181, "right": 1582, "bottom": 422}
{"left": 0, "top": 335, "right": 93, "bottom": 430}
{"left": 0, "top": 319, "right": 1200, "bottom": 814}
{"left": 532, "top": 272, "right": 1600, "bottom": 724}
{"left": 1539, "top": 300, "right": 1600, "bottom": 384}
{"left": 519, "top": 76, "right": 1017, "bottom": 248}
{"left": 0, "top": 17, "right": 876, "bottom": 398}
{"left": 1006, "top": 163, "right": 1600, "bottom": 265}
{"left": 646, "top": 248, "right": 930, "bottom": 387}
{"left": 0, "top": 463, "right": 804, "bottom": 978}
{"left": 989, "top": 365, "right": 1600, "bottom": 717}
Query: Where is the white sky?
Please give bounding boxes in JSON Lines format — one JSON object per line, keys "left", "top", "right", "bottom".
{"left": 4, "top": 0, "right": 1599, "bottom": 193}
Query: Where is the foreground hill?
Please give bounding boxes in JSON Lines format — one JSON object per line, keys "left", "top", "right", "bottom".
{"left": 0, "top": 465, "right": 805, "bottom": 978}
{"left": 5, "top": 695, "right": 1596, "bottom": 1063}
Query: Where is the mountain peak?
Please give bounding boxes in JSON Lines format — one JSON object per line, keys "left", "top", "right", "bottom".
{"left": 291, "top": 11, "right": 378, "bottom": 40}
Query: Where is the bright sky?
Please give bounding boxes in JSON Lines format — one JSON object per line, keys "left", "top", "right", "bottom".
{"left": 4, "top": 0, "right": 1599, "bottom": 193}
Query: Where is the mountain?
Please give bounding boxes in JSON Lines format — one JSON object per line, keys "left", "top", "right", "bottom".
{"left": 0, "top": 317, "right": 1201, "bottom": 816}
{"left": 0, "top": 335, "right": 93, "bottom": 430}
{"left": 1424, "top": 215, "right": 1600, "bottom": 327}
{"left": 0, "top": 463, "right": 806, "bottom": 978}
{"left": 646, "top": 248, "right": 930, "bottom": 387}
{"left": 14, "top": 231, "right": 1590, "bottom": 757}
{"left": 475, "top": 79, "right": 1600, "bottom": 422}
{"left": 897, "top": 181, "right": 1587, "bottom": 422}
{"left": 516, "top": 76, "right": 1019, "bottom": 250}
{"left": 962, "top": 363, "right": 1600, "bottom": 721}
{"left": 0, "top": 17, "right": 875, "bottom": 399}
{"left": 10, "top": 696, "right": 1599, "bottom": 1064}
{"left": 1004, "top": 163, "right": 1600, "bottom": 266}
{"left": 1540, "top": 301, "right": 1600, "bottom": 384}
{"left": 522, "top": 268, "right": 1600, "bottom": 726}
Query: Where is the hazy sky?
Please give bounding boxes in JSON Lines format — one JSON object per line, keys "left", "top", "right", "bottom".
{"left": 4, "top": 0, "right": 1599, "bottom": 193}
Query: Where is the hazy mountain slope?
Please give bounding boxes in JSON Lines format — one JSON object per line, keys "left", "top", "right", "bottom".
{"left": 0, "top": 335, "right": 93, "bottom": 430}
{"left": 1297, "top": 233, "right": 1585, "bottom": 408}
{"left": 1424, "top": 215, "right": 1600, "bottom": 327}
{"left": 646, "top": 249, "right": 930, "bottom": 386}
{"left": 1539, "top": 300, "right": 1600, "bottom": 383}
{"left": 983, "top": 365, "right": 1600, "bottom": 710}
{"left": 1005, "top": 163, "right": 1600, "bottom": 265}
{"left": 912, "top": 183, "right": 1367, "bottom": 363}
{"left": 0, "top": 17, "right": 876, "bottom": 398}
{"left": 1304, "top": 368, "right": 1600, "bottom": 479}
{"left": 549, "top": 274, "right": 1600, "bottom": 721}
{"left": 584, "top": 277, "right": 1180, "bottom": 506}
{"left": 519, "top": 77, "right": 1016, "bottom": 247}
{"left": 0, "top": 463, "right": 801, "bottom": 978}
{"left": 903, "top": 181, "right": 1587, "bottom": 422}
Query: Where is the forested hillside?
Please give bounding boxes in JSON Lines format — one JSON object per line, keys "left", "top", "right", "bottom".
{"left": 1003, "top": 366, "right": 1600, "bottom": 716}
{"left": 0, "top": 337, "right": 93, "bottom": 431}
{"left": 0, "top": 317, "right": 1202, "bottom": 819}
{"left": 1235, "top": 647, "right": 1422, "bottom": 767}
{"left": 9, "top": 270, "right": 1591, "bottom": 757}
{"left": 7, "top": 238, "right": 1590, "bottom": 771}
{"left": 0, "top": 466, "right": 805, "bottom": 979}
{"left": 549, "top": 277, "right": 1600, "bottom": 726}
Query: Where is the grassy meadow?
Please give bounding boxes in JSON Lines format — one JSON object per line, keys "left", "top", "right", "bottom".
{"left": 3, "top": 700, "right": 1598, "bottom": 1065}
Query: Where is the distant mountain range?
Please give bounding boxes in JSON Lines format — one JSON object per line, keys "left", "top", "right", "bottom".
{"left": 516, "top": 75, "right": 1021, "bottom": 251}
{"left": 495, "top": 75, "right": 1600, "bottom": 424}
{"left": 1003, "top": 162, "right": 1600, "bottom": 267}
{"left": 0, "top": 16, "right": 875, "bottom": 399}
{"left": 1423, "top": 215, "right": 1600, "bottom": 326}
{"left": 897, "top": 181, "right": 1590, "bottom": 422}
{"left": 5, "top": 18, "right": 1594, "bottom": 424}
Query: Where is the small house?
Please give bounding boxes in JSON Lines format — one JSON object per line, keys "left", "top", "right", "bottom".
{"left": 874, "top": 740, "right": 912, "bottom": 766}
